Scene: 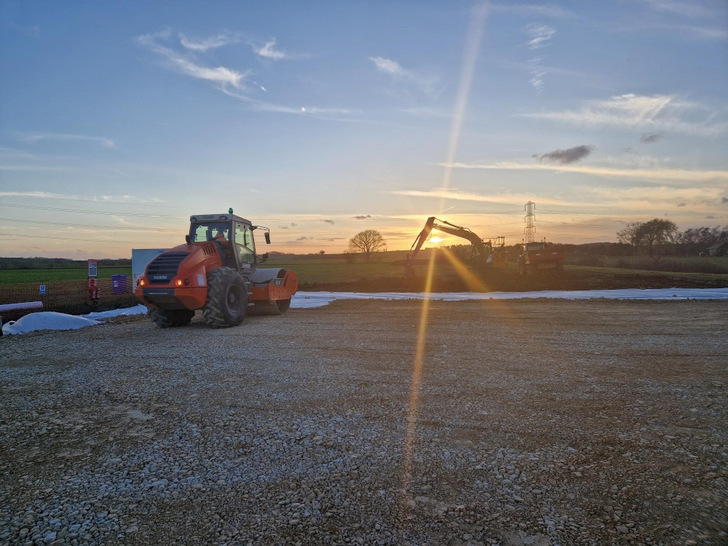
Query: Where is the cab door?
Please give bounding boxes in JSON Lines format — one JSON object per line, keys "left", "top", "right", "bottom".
{"left": 233, "top": 221, "right": 257, "bottom": 271}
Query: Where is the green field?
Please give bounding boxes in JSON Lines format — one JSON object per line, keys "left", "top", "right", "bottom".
{"left": 264, "top": 253, "right": 410, "bottom": 284}
{"left": 1, "top": 251, "right": 726, "bottom": 288}
{"left": 0, "top": 266, "right": 133, "bottom": 284}
{"left": 267, "top": 252, "right": 728, "bottom": 284}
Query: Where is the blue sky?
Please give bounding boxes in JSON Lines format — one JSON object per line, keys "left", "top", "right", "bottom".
{"left": 1, "top": 0, "right": 727, "bottom": 259}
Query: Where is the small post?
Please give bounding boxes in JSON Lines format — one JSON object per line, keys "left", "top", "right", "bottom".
{"left": 88, "top": 259, "right": 99, "bottom": 304}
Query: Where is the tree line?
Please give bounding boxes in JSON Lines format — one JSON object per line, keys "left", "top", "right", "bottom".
{"left": 346, "top": 221, "right": 727, "bottom": 263}
{"left": 617, "top": 220, "right": 727, "bottom": 257}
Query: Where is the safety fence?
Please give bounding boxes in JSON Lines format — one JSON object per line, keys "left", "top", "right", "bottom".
{"left": 0, "top": 276, "right": 138, "bottom": 320}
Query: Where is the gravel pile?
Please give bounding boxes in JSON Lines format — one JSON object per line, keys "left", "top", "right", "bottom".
{"left": 1, "top": 299, "right": 726, "bottom": 545}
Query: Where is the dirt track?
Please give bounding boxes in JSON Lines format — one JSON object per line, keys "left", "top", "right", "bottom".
{"left": 1, "top": 299, "right": 727, "bottom": 545}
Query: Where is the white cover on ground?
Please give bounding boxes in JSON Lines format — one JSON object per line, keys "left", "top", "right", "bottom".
{"left": 2, "top": 289, "right": 727, "bottom": 335}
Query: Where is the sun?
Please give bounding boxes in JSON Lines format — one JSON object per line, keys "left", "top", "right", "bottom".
{"left": 428, "top": 236, "right": 444, "bottom": 244}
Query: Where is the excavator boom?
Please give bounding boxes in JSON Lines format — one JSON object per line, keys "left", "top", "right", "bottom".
{"left": 408, "top": 216, "right": 437, "bottom": 259}
{"left": 406, "top": 216, "right": 504, "bottom": 275}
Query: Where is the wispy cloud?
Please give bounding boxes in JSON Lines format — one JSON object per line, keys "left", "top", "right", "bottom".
{"left": 616, "top": 1, "right": 727, "bottom": 41}
{"left": 618, "top": 20, "right": 728, "bottom": 41}
{"left": 439, "top": 160, "right": 728, "bottom": 184}
{"left": 499, "top": 59, "right": 585, "bottom": 86}
{"left": 179, "top": 31, "right": 241, "bottom": 52}
{"left": 525, "top": 23, "right": 556, "bottom": 50}
{"left": 0, "top": 146, "right": 38, "bottom": 160}
{"left": 676, "top": 25, "right": 728, "bottom": 41}
{"left": 369, "top": 56, "right": 441, "bottom": 99}
{"left": 254, "top": 39, "right": 287, "bottom": 60}
{"left": 299, "top": 106, "right": 360, "bottom": 116}
{"left": 388, "top": 184, "right": 724, "bottom": 215}
{"left": 137, "top": 30, "right": 249, "bottom": 91}
{"left": 370, "top": 56, "right": 404, "bottom": 76}
{"left": 138, "top": 29, "right": 355, "bottom": 119}
{"left": 523, "top": 23, "right": 556, "bottom": 93}
{"left": 0, "top": 191, "right": 77, "bottom": 199}
{"left": 527, "top": 62, "right": 547, "bottom": 92}
{"left": 638, "top": 0, "right": 716, "bottom": 19}
{"left": 522, "top": 93, "right": 728, "bottom": 136}
{"left": 491, "top": 4, "right": 577, "bottom": 19}
{"left": 179, "top": 32, "right": 296, "bottom": 61}
{"left": 388, "top": 188, "right": 580, "bottom": 207}
{"left": 19, "top": 132, "right": 115, "bottom": 148}
{"left": 218, "top": 89, "right": 358, "bottom": 117}
{"left": 0, "top": 190, "right": 157, "bottom": 203}
{"left": 587, "top": 184, "right": 723, "bottom": 209}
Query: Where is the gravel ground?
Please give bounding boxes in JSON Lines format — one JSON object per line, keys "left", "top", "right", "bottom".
{"left": 1, "top": 299, "right": 727, "bottom": 545}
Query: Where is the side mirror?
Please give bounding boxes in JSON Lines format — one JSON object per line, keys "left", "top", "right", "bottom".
{"left": 265, "top": 232, "right": 271, "bottom": 244}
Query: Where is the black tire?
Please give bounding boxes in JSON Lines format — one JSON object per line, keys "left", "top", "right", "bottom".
{"left": 203, "top": 267, "right": 248, "bottom": 328}
{"left": 149, "top": 308, "right": 195, "bottom": 328}
{"left": 276, "top": 298, "right": 291, "bottom": 314}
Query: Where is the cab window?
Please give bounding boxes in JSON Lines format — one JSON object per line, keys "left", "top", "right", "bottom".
{"left": 234, "top": 222, "right": 256, "bottom": 266}
{"left": 190, "top": 223, "right": 229, "bottom": 243}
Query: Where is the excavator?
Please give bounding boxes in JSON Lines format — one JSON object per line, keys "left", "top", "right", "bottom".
{"left": 405, "top": 216, "right": 507, "bottom": 276}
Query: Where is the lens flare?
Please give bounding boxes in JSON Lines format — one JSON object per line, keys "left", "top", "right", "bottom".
{"left": 400, "top": 249, "right": 436, "bottom": 508}
{"left": 399, "top": 2, "right": 489, "bottom": 521}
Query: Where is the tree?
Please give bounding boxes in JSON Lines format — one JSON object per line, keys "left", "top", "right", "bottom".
{"left": 637, "top": 219, "right": 678, "bottom": 257}
{"left": 676, "top": 225, "right": 728, "bottom": 246}
{"left": 617, "top": 218, "right": 678, "bottom": 257}
{"left": 348, "top": 229, "right": 386, "bottom": 262}
{"left": 616, "top": 222, "right": 642, "bottom": 247}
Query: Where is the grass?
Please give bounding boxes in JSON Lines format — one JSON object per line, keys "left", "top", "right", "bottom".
{"left": 0, "top": 266, "right": 132, "bottom": 284}
{"left": 2, "top": 252, "right": 726, "bottom": 287}
{"left": 265, "top": 254, "right": 408, "bottom": 284}
{"left": 568, "top": 265, "right": 728, "bottom": 284}
{"left": 2, "top": 251, "right": 725, "bottom": 317}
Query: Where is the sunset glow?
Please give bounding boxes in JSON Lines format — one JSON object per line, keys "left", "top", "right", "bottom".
{"left": 1, "top": 2, "right": 726, "bottom": 258}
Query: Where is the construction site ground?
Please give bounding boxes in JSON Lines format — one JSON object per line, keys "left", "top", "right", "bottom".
{"left": 1, "top": 298, "right": 727, "bottom": 545}
{"left": 299, "top": 267, "right": 728, "bottom": 293}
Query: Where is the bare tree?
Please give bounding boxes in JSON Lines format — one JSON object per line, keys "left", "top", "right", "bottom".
{"left": 677, "top": 225, "right": 728, "bottom": 246}
{"left": 637, "top": 219, "right": 678, "bottom": 257}
{"left": 617, "top": 219, "right": 678, "bottom": 257}
{"left": 617, "top": 222, "right": 642, "bottom": 246}
{"left": 348, "top": 229, "right": 386, "bottom": 262}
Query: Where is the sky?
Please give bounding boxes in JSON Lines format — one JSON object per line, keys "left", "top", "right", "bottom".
{"left": 1, "top": 0, "right": 727, "bottom": 259}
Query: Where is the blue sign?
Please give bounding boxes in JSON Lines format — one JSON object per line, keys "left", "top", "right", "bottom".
{"left": 40, "top": 285, "right": 46, "bottom": 296}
